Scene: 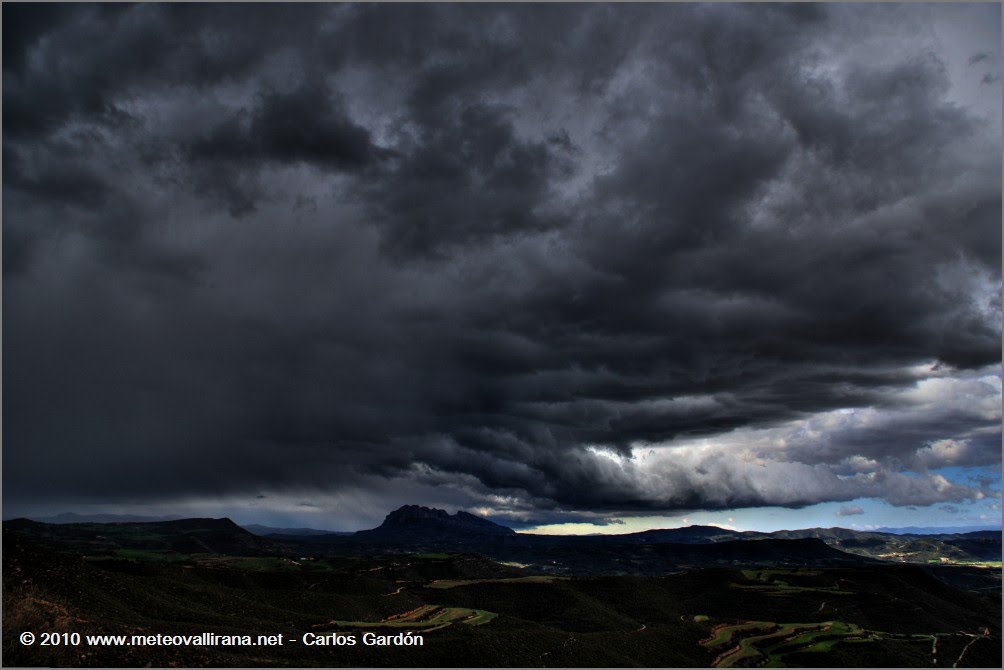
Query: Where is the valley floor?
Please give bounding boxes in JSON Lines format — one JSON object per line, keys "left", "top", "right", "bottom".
{"left": 3, "top": 530, "right": 1001, "bottom": 667}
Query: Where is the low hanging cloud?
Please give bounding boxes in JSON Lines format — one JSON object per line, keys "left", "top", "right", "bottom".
{"left": 2, "top": 4, "right": 1001, "bottom": 521}
{"left": 839, "top": 506, "right": 866, "bottom": 517}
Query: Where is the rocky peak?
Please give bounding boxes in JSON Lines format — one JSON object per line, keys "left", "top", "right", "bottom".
{"left": 368, "top": 505, "right": 515, "bottom": 536}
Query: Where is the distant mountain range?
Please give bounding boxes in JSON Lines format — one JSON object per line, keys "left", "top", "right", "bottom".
{"left": 241, "top": 524, "right": 351, "bottom": 537}
{"left": 5, "top": 505, "right": 999, "bottom": 574}
{"left": 17, "top": 509, "right": 1000, "bottom": 540}
{"left": 3, "top": 517, "right": 292, "bottom": 557}
{"left": 4, "top": 514, "right": 351, "bottom": 537}
{"left": 14, "top": 512, "right": 186, "bottom": 524}
{"left": 875, "top": 525, "right": 1003, "bottom": 535}
{"left": 247, "top": 505, "right": 1001, "bottom": 572}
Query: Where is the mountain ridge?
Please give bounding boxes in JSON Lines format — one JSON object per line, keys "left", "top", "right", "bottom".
{"left": 355, "top": 504, "right": 516, "bottom": 539}
{"left": 5, "top": 508, "right": 999, "bottom": 571}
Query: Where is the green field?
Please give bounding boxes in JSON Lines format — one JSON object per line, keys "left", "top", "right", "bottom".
{"left": 426, "top": 575, "right": 566, "bottom": 589}
{"left": 701, "top": 621, "right": 775, "bottom": 648}
{"left": 326, "top": 604, "right": 498, "bottom": 630}
{"left": 703, "top": 620, "right": 870, "bottom": 667}
{"left": 111, "top": 549, "right": 191, "bottom": 562}
{"left": 698, "top": 618, "right": 971, "bottom": 670}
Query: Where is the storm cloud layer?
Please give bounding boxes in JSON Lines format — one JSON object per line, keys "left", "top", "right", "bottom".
{"left": 3, "top": 4, "right": 1001, "bottom": 524}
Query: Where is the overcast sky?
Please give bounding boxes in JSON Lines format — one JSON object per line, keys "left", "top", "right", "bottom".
{"left": 3, "top": 3, "right": 1001, "bottom": 532}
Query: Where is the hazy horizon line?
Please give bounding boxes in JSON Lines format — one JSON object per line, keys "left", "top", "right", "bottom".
{"left": 5, "top": 511, "right": 1000, "bottom": 538}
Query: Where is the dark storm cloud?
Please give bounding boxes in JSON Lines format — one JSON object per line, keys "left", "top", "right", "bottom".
{"left": 2, "top": 3, "right": 330, "bottom": 138}
{"left": 188, "top": 83, "right": 382, "bottom": 171}
{"left": 3, "top": 4, "right": 1001, "bottom": 518}
{"left": 2, "top": 144, "right": 109, "bottom": 209}
{"left": 183, "top": 81, "right": 385, "bottom": 214}
{"left": 364, "top": 102, "right": 563, "bottom": 257}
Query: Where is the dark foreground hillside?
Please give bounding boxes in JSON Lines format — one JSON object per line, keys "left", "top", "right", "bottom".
{"left": 3, "top": 527, "right": 1000, "bottom": 668}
